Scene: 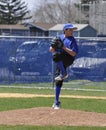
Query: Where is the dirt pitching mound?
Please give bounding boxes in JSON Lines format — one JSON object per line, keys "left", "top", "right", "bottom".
{"left": 0, "top": 107, "right": 106, "bottom": 126}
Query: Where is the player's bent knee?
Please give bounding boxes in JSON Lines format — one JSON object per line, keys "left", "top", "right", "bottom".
{"left": 52, "top": 52, "right": 61, "bottom": 62}
{"left": 56, "top": 80, "right": 63, "bottom": 87}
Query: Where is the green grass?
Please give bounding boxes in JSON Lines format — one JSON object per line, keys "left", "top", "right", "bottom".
{"left": 0, "top": 81, "right": 106, "bottom": 129}
{"left": 0, "top": 80, "right": 106, "bottom": 90}
{"left": 0, "top": 85, "right": 106, "bottom": 97}
{"left": 0, "top": 125, "right": 106, "bottom": 130}
{"left": 0, "top": 97, "right": 106, "bottom": 113}
{"left": 63, "top": 80, "right": 106, "bottom": 90}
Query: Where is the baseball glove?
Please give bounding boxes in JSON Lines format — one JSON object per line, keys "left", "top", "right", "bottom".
{"left": 51, "top": 37, "right": 64, "bottom": 50}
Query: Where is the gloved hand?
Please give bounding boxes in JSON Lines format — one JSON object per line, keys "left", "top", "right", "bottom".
{"left": 51, "top": 37, "right": 64, "bottom": 50}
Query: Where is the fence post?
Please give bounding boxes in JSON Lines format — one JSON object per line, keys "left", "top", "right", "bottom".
{"left": 52, "top": 60, "right": 55, "bottom": 88}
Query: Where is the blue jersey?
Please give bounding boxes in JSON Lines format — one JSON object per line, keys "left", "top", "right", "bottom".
{"left": 59, "top": 34, "right": 78, "bottom": 55}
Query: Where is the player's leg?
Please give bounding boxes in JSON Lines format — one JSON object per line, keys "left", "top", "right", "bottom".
{"left": 53, "top": 80, "right": 63, "bottom": 110}
{"left": 62, "top": 53, "right": 75, "bottom": 67}
{"left": 55, "top": 53, "right": 75, "bottom": 81}
{"left": 52, "top": 52, "right": 68, "bottom": 80}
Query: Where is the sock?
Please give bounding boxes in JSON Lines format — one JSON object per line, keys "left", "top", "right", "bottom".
{"left": 54, "top": 86, "right": 61, "bottom": 105}
{"left": 56, "top": 61, "right": 66, "bottom": 75}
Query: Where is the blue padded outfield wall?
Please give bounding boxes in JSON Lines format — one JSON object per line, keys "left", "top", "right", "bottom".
{"left": 0, "top": 36, "right": 106, "bottom": 84}
{"left": 71, "top": 38, "right": 106, "bottom": 81}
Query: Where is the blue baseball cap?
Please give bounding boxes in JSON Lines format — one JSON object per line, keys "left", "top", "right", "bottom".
{"left": 63, "top": 23, "right": 77, "bottom": 31}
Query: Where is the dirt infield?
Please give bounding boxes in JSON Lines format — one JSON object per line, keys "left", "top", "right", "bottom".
{"left": 0, "top": 107, "right": 106, "bottom": 126}
{"left": 0, "top": 93, "right": 106, "bottom": 126}
{"left": 0, "top": 93, "right": 106, "bottom": 99}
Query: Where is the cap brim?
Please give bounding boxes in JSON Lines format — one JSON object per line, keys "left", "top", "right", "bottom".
{"left": 69, "top": 27, "right": 77, "bottom": 30}
{"left": 63, "top": 27, "right": 77, "bottom": 31}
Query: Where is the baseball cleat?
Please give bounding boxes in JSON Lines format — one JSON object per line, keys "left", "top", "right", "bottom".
{"left": 55, "top": 73, "right": 68, "bottom": 81}
{"left": 52, "top": 102, "right": 61, "bottom": 110}
{"left": 54, "top": 105, "right": 60, "bottom": 110}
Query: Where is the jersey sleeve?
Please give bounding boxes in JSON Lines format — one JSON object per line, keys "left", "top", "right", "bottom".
{"left": 71, "top": 38, "right": 78, "bottom": 54}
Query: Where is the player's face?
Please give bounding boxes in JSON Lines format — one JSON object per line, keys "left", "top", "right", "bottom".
{"left": 64, "top": 28, "right": 73, "bottom": 37}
